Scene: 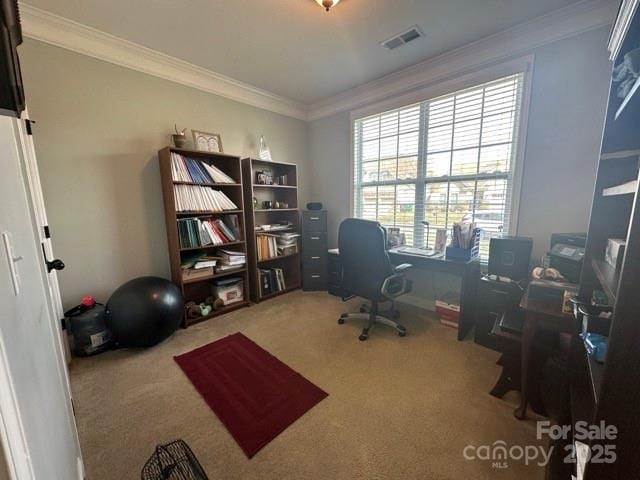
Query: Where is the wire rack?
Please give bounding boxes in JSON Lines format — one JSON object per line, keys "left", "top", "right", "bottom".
{"left": 141, "top": 440, "right": 208, "bottom": 480}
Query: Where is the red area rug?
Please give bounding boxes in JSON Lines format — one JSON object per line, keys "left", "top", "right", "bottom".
{"left": 174, "top": 332, "right": 328, "bottom": 458}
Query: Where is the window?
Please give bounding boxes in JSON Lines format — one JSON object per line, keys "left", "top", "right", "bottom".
{"left": 352, "top": 74, "right": 524, "bottom": 259}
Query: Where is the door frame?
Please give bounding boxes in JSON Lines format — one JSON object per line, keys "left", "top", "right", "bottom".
{"left": 0, "top": 114, "right": 84, "bottom": 479}
{"left": 0, "top": 334, "right": 34, "bottom": 480}
{"left": 14, "top": 116, "right": 71, "bottom": 362}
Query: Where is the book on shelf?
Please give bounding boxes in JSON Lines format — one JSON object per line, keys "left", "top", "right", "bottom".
{"left": 194, "top": 256, "right": 217, "bottom": 269}
{"left": 256, "top": 232, "right": 299, "bottom": 260}
{"left": 259, "top": 268, "right": 286, "bottom": 296}
{"left": 177, "top": 214, "right": 241, "bottom": 248}
{"left": 173, "top": 184, "right": 237, "bottom": 212}
{"left": 180, "top": 253, "right": 217, "bottom": 282}
{"left": 170, "top": 152, "right": 236, "bottom": 184}
{"left": 215, "top": 248, "right": 246, "bottom": 272}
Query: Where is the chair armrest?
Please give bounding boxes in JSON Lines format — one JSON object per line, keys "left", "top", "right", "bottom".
{"left": 394, "top": 263, "right": 413, "bottom": 274}
{"left": 381, "top": 268, "right": 413, "bottom": 298}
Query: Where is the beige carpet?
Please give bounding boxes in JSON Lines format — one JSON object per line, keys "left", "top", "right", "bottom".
{"left": 70, "top": 291, "right": 545, "bottom": 479}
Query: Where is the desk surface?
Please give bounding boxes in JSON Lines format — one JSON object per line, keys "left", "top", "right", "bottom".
{"left": 388, "top": 247, "right": 479, "bottom": 275}
{"left": 330, "top": 247, "right": 479, "bottom": 266}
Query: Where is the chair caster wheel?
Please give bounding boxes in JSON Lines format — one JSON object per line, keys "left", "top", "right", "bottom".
{"left": 398, "top": 330, "right": 406, "bottom": 337}
{"left": 338, "top": 318, "right": 345, "bottom": 325}
{"left": 359, "top": 334, "right": 368, "bottom": 341}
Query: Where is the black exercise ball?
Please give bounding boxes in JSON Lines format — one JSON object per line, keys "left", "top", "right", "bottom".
{"left": 106, "top": 276, "right": 183, "bottom": 348}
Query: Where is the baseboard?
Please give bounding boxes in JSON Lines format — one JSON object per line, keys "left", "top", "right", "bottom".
{"left": 77, "top": 456, "right": 84, "bottom": 480}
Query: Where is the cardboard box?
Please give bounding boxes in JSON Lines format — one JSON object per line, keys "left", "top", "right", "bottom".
{"left": 182, "top": 267, "right": 214, "bottom": 282}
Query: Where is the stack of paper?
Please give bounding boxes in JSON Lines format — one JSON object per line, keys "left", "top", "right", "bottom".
{"left": 276, "top": 233, "right": 299, "bottom": 256}
{"left": 216, "top": 248, "right": 246, "bottom": 272}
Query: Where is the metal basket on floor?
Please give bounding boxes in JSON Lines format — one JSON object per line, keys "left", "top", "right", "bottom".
{"left": 141, "top": 440, "right": 208, "bottom": 480}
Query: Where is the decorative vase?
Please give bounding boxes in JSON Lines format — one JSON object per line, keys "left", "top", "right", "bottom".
{"left": 172, "top": 134, "right": 187, "bottom": 148}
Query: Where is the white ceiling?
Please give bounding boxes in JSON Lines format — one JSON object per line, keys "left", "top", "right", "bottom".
{"left": 24, "top": 0, "right": 585, "bottom": 104}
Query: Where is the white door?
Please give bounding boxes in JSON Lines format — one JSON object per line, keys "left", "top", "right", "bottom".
{"left": 0, "top": 114, "right": 83, "bottom": 479}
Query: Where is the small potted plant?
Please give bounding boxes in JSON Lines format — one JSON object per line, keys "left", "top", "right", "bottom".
{"left": 172, "top": 125, "right": 187, "bottom": 148}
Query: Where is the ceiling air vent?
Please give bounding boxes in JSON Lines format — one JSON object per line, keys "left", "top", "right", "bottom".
{"left": 381, "top": 26, "right": 424, "bottom": 51}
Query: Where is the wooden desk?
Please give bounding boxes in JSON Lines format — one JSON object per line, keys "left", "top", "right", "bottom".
{"left": 388, "top": 248, "right": 481, "bottom": 341}
{"left": 515, "top": 285, "right": 577, "bottom": 419}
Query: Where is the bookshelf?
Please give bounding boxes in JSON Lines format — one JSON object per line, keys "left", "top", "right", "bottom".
{"left": 241, "top": 157, "right": 301, "bottom": 303}
{"left": 560, "top": 5, "right": 640, "bottom": 479}
{"left": 158, "top": 146, "right": 250, "bottom": 327}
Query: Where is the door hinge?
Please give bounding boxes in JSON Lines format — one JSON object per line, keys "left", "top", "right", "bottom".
{"left": 24, "top": 119, "right": 35, "bottom": 135}
{"left": 60, "top": 318, "right": 67, "bottom": 331}
{"left": 44, "top": 225, "right": 51, "bottom": 238}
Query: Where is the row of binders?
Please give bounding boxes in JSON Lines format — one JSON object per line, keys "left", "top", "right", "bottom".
{"left": 259, "top": 268, "right": 286, "bottom": 296}
{"left": 171, "top": 152, "right": 236, "bottom": 184}
{"left": 256, "top": 232, "right": 299, "bottom": 261}
{"left": 174, "top": 184, "right": 237, "bottom": 212}
{"left": 177, "top": 214, "right": 240, "bottom": 249}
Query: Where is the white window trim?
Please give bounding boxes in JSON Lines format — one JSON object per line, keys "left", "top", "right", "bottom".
{"left": 348, "top": 55, "right": 535, "bottom": 239}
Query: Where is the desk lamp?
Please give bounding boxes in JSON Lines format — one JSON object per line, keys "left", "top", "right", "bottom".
{"left": 421, "top": 221, "right": 439, "bottom": 256}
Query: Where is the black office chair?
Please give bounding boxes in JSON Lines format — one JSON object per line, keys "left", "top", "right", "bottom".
{"left": 337, "top": 218, "right": 413, "bottom": 341}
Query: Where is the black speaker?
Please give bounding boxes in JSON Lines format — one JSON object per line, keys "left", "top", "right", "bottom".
{"left": 306, "top": 202, "right": 323, "bottom": 211}
{"left": 488, "top": 236, "right": 533, "bottom": 281}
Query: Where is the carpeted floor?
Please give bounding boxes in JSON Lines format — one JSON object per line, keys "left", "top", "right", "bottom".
{"left": 70, "top": 291, "right": 545, "bottom": 479}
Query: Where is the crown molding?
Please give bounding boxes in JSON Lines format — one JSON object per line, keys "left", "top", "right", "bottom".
{"left": 18, "top": 3, "right": 309, "bottom": 120}
{"left": 19, "top": 0, "right": 618, "bottom": 122}
{"left": 307, "top": 0, "right": 619, "bottom": 121}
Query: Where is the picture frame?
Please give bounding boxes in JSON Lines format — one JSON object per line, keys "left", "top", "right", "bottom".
{"left": 192, "top": 130, "right": 223, "bottom": 153}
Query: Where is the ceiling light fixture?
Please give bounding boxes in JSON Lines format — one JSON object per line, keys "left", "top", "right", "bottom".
{"left": 315, "top": 0, "right": 340, "bottom": 12}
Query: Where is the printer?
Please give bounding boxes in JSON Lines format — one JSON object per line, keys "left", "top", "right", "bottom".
{"left": 548, "top": 233, "right": 586, "bottom": 283}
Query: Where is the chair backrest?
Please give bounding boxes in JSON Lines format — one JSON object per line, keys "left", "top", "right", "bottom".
{"left": 338, "top": 218, "right": 393, "bottom": 300}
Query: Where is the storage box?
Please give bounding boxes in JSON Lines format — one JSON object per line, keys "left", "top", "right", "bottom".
{"left": 211, "top": 277, "right": 244, "bottom": 305}
{"left": 182, "top": 267, "right": 214, "bottom": 282}
{"left": 605, "top": 238, "right": 626, "bottom": 271}
{"left": 436, "top": 294, "right": 460, "bottom": 329}
{"left": 445, "top": 228, "right": 481, "bottom": 261}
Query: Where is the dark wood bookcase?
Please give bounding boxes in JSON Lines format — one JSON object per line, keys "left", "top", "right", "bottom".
{"left": 566, "top": 3, "right": 640, "bottom": 478}
{"left": 158, "top": 147, "right": 250, "bottom": 326}
{"left": 241, "top": 158, "right": 301, "bottom": 303}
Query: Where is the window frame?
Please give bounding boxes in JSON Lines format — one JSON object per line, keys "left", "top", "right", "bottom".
{"left": 349, "top": 56, "right": 534, "bottom": 244}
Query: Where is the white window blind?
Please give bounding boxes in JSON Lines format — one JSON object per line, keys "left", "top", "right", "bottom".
{"left": 353, "top": 73, "right": 524, "bottom": 260}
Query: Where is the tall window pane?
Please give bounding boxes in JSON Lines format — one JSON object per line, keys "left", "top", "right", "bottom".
{"left": 353, "top": 74, "right": 523, "bottom": 261}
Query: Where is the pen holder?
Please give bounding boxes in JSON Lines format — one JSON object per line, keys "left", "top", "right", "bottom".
{"left": 445, "top": 228, "right": 481, "bottom": 261}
